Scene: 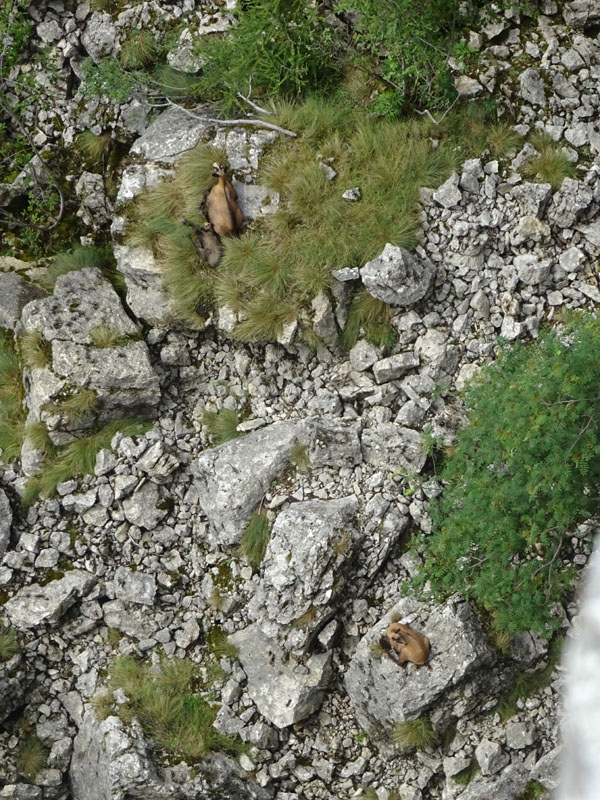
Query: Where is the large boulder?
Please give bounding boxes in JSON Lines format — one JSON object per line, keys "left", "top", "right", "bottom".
{"left": 360, "top": 244, "right": 436, "bottom": 307}
{"left": 71, "top": 711, "right": 268, "bottom": 800}
{"left": 230, "top": 624, "right": 332, "bottom": 729}
{"left": 20, "top": 268, "right": 160, "bottom": 437}
{"left": 4, "top": 570, "right": 97, "bottom": 630}
{"left": 113, "top": 244, "right": 176, "bottom": 328}
{"left": 248, "top": 496, "right": 359, "bottom": 653}
{"left": 344, "top": 596, "right": 495, "bottom": 735}
{"left": 191, "top": 421, "right": 309, "bottom": 547}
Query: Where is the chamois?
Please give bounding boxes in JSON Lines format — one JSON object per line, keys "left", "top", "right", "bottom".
{"left": 384, "top": 622, "right": 431, "bottom": 666}
{"left": 202, "top": 163, "right": 243, "bottom": 238}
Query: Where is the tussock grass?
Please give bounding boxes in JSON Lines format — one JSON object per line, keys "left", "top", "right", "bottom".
{"left": 96, "top": 656, "right": 242, "bottom": 762}
{"left": 23, "top": 418, "right": 150, "bottom": 502}
{"left": 0, "top": 330, "right": 25, "bottom": 462}
{"left": 120, "top": 30, "right": 157, "bottom": 68}
{"left": 523, "top": 133, "right": 577, "bottom": 189}
{"left": 16, "top": 736, "right": 48, "bottom": 779}
{"left": 76, "top": 130, "right": 113, "bottom": 163}
{"left": 25, "top": 421, "right": 56, "bottom": 457}
{"left": 340, "top": 290, "right": 395, "bottom": 350}
{"left": 206, "top": 626, "right": 238, "bottom": 660}
{"left": 19, "top": 330, "right": 51, "bottom": 369}
{"left": 239, "top": 511, "right": 271, "bottom": 570}
{"left": 89, "top": 324, "right": 132, "bottom": 348}
{"left": 392, "top": 716, "right": 436, "bottom": 750}
{"left": 53, "top": 388, "right": 98, "bottom": 422}
{"left": 202, "top": 407, "right": 240, "bottom": 445}
{"left": 289, "top": 440, "right": 311, "bottom": 473}
{"left": 43, "top": 244, "right": 124, "bottom": 293}
{"left": 0, "top": 627, "right": 20, "bottom": 662}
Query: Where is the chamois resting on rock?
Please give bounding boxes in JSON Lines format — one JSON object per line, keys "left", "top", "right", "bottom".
{"left": 182, "top": 219, "right": 222, "bottom": 268}
{"left": 203, "top": 163, "right": 243, "bottom": 238}
{"left": 384, "top": 622, "right": 431, "bottom": 666}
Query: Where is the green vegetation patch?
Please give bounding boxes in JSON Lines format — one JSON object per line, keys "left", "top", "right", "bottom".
{"left": 202, "top": 407, "right": 241, "bottom": 446}
{"left": 16, "top": 736, "right": 48, "bottom": 779}
{"left": 523, "top": 133, "right": 578, "bottom": 190}
{"left": 0, "top": 330, "right": 26, "bottom": 462}
{"left": 238, "top": 511, "right": 271, "bottom": 570}
{"left": 0, "top": 626, "right": 20, "bottom": 662}
{"left": 414, "top": 313, "right": 600, "bottom": 636}
{"left": 24, "top": 417, "right": 150, "bottom": 503}
{"left": 392, "top": 716, "right": 436, "bottom": 750}
{"left": 19, "top": 330, "right": 52, "bottom": 370}
{"left": 43, "top": 244, "right": 125, "bottom": 295}
{"left": 96, "top": 656, "right": 242, "bottom": 762}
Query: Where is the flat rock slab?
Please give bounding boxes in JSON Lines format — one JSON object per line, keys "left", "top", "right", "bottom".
{"left": 192, "top": 421, "right": 309, "bottom": 546}
{"left": 5, "top": 570, "right": 97, "bottom": 630}
{"left": 230, "top": 624, "right": 332, "bottom": 729}
{"left": 360, "top": 243, "right": 436, "bottom": 307}
{"left": 248, "top": 496, "right": 359, "bottom": 653}
{"left": 344, "top": 596, "right": 495, "bottom": 734}
{"left": 0, "top": 489, "right": 12, "bottom": 559}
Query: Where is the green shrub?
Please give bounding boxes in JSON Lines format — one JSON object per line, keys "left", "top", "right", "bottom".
{"left": 414, "top": 314, "right": 600, "bottom": 636}
{"left": 392, "top": 716, "right": 435, "bottom": 750}
{"left": 239, "top": 511, "right": 271, "bottom": 570}
{"left": 0, "top": 627, "right": 20, "bottom": 661}
{"left": 96, "top": 656, "right": 242, "bottom": 761}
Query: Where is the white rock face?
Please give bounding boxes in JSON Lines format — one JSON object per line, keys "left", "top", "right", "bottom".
{"left": 360, "top": 243, "right": 436, "bottom": 307}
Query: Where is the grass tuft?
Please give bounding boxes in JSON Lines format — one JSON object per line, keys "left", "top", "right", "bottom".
{"left": 392, "top": 716, "right": 436, "bottom": 750}
{"left": 0, "top": 330, "right": 25, "bottom": 462}
{"left": 16, "top": 736, "right": 48, "bottom": 779}
{"left": 97, "top": 656, "right": 242, "bottom": 762}
{"left": 76, "top": 130, "right": 113, "bottom": 163}
{"left": 206, "top": 626, "right": 239, "bottom": 660}
{"left": 43, "top": 244, "right": 122, "bottom": 292}
{"left": 89, "top": 324, "right": 133, "bottom": 348}
{"left": 0, "top": 627, "right": 20, "bottom": 662}
{"left": 238, "top": 511, "right": 271, "bottom": 570}
{"left": 19, "top": 330, "right": 51, "bottom": 370}
{"left": 120, "top": 30, "right": 158, "bottom": 68}
{"left": 202, "top": 408, "right": 240, "bottom": 445}
{"left": 523, "top": 133, "right": 577, "bottom": 190}
{"left": 52, "top": 388, "right": 98, "bottom": 422}
{"left": 289, "top": 440, "right": 311, "bottom": 473}
{"left": 25, "top": 421, "right": 56, "bottom": 457}
{"left": 340, "top": 290, "right": 395, "bottom": 351}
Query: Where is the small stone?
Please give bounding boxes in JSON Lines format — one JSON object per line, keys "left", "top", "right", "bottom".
{"left": 342, "top": 187, "right": 361, "bottom": 201}
{"left": 505, "top": 721, "right": 535, "bottom": 750}
{"left": 476, "top": 738, "right": 510, "bottom": 776}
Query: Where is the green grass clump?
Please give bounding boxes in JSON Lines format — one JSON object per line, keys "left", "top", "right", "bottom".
{"left": 0, "top": 627, "right": 20, "bottom": 662}
{"left": 205, "top": 626, "right": 239, "bottom": 660}
{"left": 0, "top": 330, "right": 25, "bottom": 462}
{"left": 517, "top": 781, "right": 546, "bottom": 800}
{"left": 76, "top": 130, "right": 113, "bottom": 164}
{"left": 96, "top": 656, "right": 242, "bottom": 762}
{"left": 89, "top": 324, "right": 132, "bottom": 348}
{"left": 52, "top": 388, "right": 98, "bottom": 422}
{"left": 493, "top": 635, "right": 563, "bottom": 721}
{"left": 202, "top": 408, "right": 241, "bottom": 446}
{"left": 16, "top": 736, "right": 48, "bottom": 779}
{"left": 24, "top": 421, "right": 56, "bottom": 457}
{"left": 120, "top": 30, "right": 158, "bottom": 68}
{"left": 289, "top": 440, "right": 312, "bottom": 473}
{"left": 414, "top": 312, "right": 600, "bottom": 637}
{"left": 340, "top": 290, "right": 395, "bottom": 351}
{"left": 238, "top": 511, "right": 271, "bottom": 570}
{"left": 392, "top": 716, "right": 436, "bottom": 750}
{"left": 19, "top": 330, "right": 52, "bottom": 370}
{"left": 24, "top": 417, "right": 150, "bottom": 502}
{"left": 43, "top": 244, "right": 124, "bottom": 293}
{"left": 523, "top": 133, "right": 578, "bottom": 190}
{"left": 453, "top": 757, "right": 480, "bottom": 786}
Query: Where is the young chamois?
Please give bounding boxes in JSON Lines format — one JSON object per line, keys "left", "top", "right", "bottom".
{"left": 383, "top": 622, "right": 431, "bottom": 666}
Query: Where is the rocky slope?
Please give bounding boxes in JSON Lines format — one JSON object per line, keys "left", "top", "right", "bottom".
{"left": 2, "top": 1, "right": 600, "bottom": 799}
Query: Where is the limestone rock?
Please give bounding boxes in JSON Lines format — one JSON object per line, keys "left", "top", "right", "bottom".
{"left": 361, "top": 423, "right": 425, "bottom": 473}
{"left": 5, "top": 570, "right": 97, "bottom": 630}
{"left": 475, "top": 738, "right": 510, "bottom": 776}
{"left": 81, "top": 12, "right": 118, "bottom": 63}
{"left": 191, "top": 421, "right": 309, "bottom": 546}
{"left": 547, "top": 178, "right": 594, "bottom": 228}
{"left": 372, "top": 352, "right": 419, "bottom": 384}
{"left": 450, "top": 761, "right": 529, "bottom": 800}
{"left": 563, "top": 0, "right": 600, "bottom": 28}
{"left": 122, "top": 482, "right": 168, "bottom": 530}
{"left": 433, "top": 173, "right": 462, "bottom": 209}
{"left": 0, "top": 654, "right": 34, "bottom": 725}
{"left": 360, "top": 244, "right": 436, "bottom": 307}
{"left": 230, "top": 624, "right": 332, "bottom": 729}
{"left": 304, "top": 418, "right": 362, "bottom": 468}
{"left": 514, "top": 254, "right": 552, "bottom": 285}
{"left": 344, "top": 596, "right": 495, "bottom": 734}
{"left": 0, "top": 274, "right": 46, "bottom": 331}
{"left": 113, "top": 244, "right": 175, "bottom": 327}
{"left": 248, "top": 496, "right": 359, "bottom": 653}
{"left": 130, "top": 105, "right": 215, "bottom": 164}
{"left": 75, "top": 172, "right": 113, "bottom": 230}
{"left": 113, "top": 567, "right": 156, "bottom": 606}
{"left": 0, "top": 489, "right": 12, "bottom": 559}
{"left": 519, "top": 68, "right": 546, "bottom": 106}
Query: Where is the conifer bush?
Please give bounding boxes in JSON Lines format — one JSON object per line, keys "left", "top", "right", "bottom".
{"left": 414, "top": 314, "right": 600, "bottom": 636}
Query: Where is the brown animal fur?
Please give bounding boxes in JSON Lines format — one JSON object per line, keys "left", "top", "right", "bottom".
{"left": 385, "top": 622, "right": 431, "bottom": 666}
{"left": 203, "top": 163, "right": 243, "bottom": 237}
{"left": 183, "top": 219, "right": 222, "bottom": 267}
